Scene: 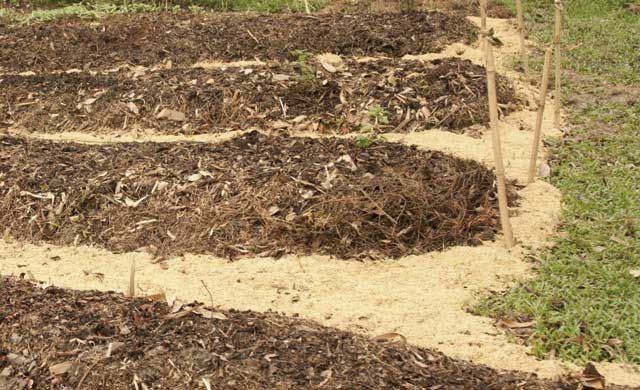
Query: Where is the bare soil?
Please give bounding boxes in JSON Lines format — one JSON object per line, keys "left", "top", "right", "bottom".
{"left": 0, "top": 131, "right": 514, "bottom": 259}
{"left": 0, "top": 11, "right": 477, "bottom": 72}
{"left": 0, "top": 58, "right": 519, "bottom": 135}
{"left": 0, "top": 277, "right": 620, "bottom": 390}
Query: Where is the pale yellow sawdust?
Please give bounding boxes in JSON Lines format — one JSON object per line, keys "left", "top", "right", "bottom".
{"left": 0, "top": 181, "right": 567, "bottom": 378}
{"left": 4, "top": 127, "right": 245, "bottom": 145}
{"left": 191, "top": 59, "right": 266, "bottom": 69}
{"left": 3, "top": 16, "right": 640, "bottom": 388}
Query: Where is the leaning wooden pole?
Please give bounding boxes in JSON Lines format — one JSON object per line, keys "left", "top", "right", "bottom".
{"left": 527, "top": 48, "right": 554, "bottom": 184}
{"left": 485, "top": 44, "right": 515, "bottom": 249}
{"left": 129, "top": 259, "right": 136, "bottom": 298}
{"left": 553, "top": 0, "right": 563, "bottom": 128}
{"left": 479, "top": 0, "right": 488, "bottom": 52}
{"left": 304, "top": 0, "right": 310, "bottom": 14}
{"left": 515, "top": 0, "right": 530, "bottom": 80}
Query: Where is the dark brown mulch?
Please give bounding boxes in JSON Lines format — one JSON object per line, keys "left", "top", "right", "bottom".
{"left": 0, "top": 277, "right": 614, "bottom": 390}
{"left": 0, "top": 132, "right": 514, "bottom": 259}
{"left": 0, "top": 11, "right": 477, "bottom": 73}
{"left": 325, "top": 0, "right": 514, "bottom": 18}
{"left": 0, "top": 57, "right": 519, "bottom": 135}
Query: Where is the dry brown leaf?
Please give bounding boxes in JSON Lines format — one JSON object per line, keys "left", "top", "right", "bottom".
{"left": 373, "top": 332, "right": 407, "bottom": 344}
{"left": 320, "top": 60, "right": 337, "bottom": 73}
{"left": 192, "top": 306, "right": 228, "bottom": 320}
{"left": 126, "top": 102, "right": 139, "bottom": 115}
{"left": 49, "top": 361, "right": 73, "bottom": 376}
{"left": 500, "top": 319, "right": 536, "bottom": 329}
{"left": 272, "top": 74, "right": 291, "bottom": 82}
{"left": 146, "top": 292, "right": 167, "bottom": 302}
{"left": 124, "top": 196, "right": 148, "bottom": 208}
{"left": 538, "top": 161, "right": 551, "bottom": 178}
{"left": 188, "top": 173, "right": 203, "bottom": 182}
{"left": 156, "top": 108, "right": 186, "bottom": 122}
{"left": 581, "top": 362, "right": 606, "bottom": 389}
{"left": 606, "top": 338, "right": 623, "bottom": 346}
{"left": 271, "top": 120, "right": 290, "bottom": 129}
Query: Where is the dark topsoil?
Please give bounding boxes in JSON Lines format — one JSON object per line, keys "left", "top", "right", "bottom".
{"left": 0, "top": 58, "right": 519, "bottom": 135}
{"left": 0, "top": 277, "right": 619, "bottom": 390}
{"left": 0, "top": 131, "right": 513, "bottom": 259}
{"left": 0, "top": 11, "right": 477, "bottom": 72}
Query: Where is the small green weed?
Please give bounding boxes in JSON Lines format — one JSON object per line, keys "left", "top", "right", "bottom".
{"left": 292, "top": 50, "right": 316, "bottom": 81}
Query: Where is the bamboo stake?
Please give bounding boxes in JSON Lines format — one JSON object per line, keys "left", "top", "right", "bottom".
{"left": 515, "top": 0, "right": 530, "bottom": 80}
{"left": 485, "top": 44, "right": 515, "bottom": 249}
{"left": 304, "top": 0, "right": 310, "bottom": 14}
{"left": 129, "top": 259, "right": 136, "bottom": 298}
{"left": 479, "top": 0, "right": 488, "bottom": 52}
{"left": 527, "top": 48, "right": 554, "bottom": 184}
{"left": 553, "top": 0, "right": 563, "bottom": 128}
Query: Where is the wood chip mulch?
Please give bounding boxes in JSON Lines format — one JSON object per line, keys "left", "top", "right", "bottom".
{"left": 0, "top": 131, "right": 515, "bottom": 259}
{"left": 0, "top": 277, "right": 615, "bottom": 390}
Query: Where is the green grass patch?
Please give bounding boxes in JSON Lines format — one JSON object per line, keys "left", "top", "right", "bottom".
{"left": 478, "top": 0, "right": 640, "bottom": 363}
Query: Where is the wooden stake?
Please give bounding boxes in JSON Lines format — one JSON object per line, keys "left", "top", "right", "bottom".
{"left": 129, "top": 259, "right": 136, "bottom": 298}
{"left": 479, "top": 0, "right": 488, "bottom": 52}
{"left": 515, "top": 0, "right": 530, "bottom": 80}
{"left": 553, "top": 0, "right": 563, "bottom": 128}
{"left": 304, "top": 0, "right": 310, "bottom": 14}
{"left": 485, "top": 44, "right": 515, "bottom": 249}
{"left": 527, "top": 48, "right": 554, "bottom": 184}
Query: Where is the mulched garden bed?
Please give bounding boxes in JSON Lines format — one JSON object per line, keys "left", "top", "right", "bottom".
{"left": 0, "top": 58, "right": 519, "bottom": 135}
{"left": 0, "top": 11, "right": 477, "bottom": 72}
{"left": 0, "top": 132, "right": 514, "bottom": 259}
{"left": 325, "top": 0, "right": 514, "bottom": 18}
{"left": 0, "top": 277, "right": 618, "bottom": 390}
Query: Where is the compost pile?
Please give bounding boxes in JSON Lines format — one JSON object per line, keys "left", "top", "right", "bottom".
{"left": 0, "top": 132, "right": 514, "bottom": 259}
{"left": 0, "top": 58, "right": 518, "bottom": 135}
{"left": 0, "top": 11, "right": 477, "bottom": 72}
{"left": 0, "top": 277, "right": 606, "bottom": 390}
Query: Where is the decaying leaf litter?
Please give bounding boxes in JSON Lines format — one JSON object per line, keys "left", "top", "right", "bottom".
{"left": 0, "top": 57, "right": 519, "bottom": 136}
{"left": 0, "top": 277, "right": 627, "bottom": 390}
{"left": 0, "top": 131, "right": 515, "bottom": 259}
{"left": 0, "top": 11, "right": 476, "bottom": 73}
{"left": 0, "top": 2, "right": 612, "bottom": 388}
{"left": 325, "top": 0, "right": 513, "bottom": 18}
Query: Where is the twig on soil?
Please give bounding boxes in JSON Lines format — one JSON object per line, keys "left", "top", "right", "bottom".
{"left": 201, "top": 280, "right": 215, "bottom": 309}
{"left": 528, "top": 48, "right": 553, "bottom": 184}
{"left": 76, "top": 360, "right": 100, "bottom": 390}
{"left": 245, "top": 28, "right": 260, "bottom": 44}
